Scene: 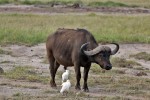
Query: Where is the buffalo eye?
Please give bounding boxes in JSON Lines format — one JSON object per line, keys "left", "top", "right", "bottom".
{"left": 99, "top": 52, "right": 111, "bottom": 58}
{"left": 99, "top": 53, "right": 106, "bottom": 58}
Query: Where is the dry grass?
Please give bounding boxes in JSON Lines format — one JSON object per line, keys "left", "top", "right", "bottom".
{"left": 1, "top": 63, "right": 150, "bottom": 99}
{"left": 111, "top": 57, "right": 141, "bottom": 68}
{"left": 85, "top": 61, "right": 150, "bottom": 99}
{"left": 0, "top": 82, "right": 39, "bottom": 89}
{"left": 0, "top": 48, "right": 12, "bottom": 55}
{"left": 42, "top": 57, "right": 49, "bottom": 64}
{"left": 4, "top": 66, "right": 49, "bottom": 84}
{"left": 130, "top": 52, "right": 150, "bottom": 61}
{"left": 0, "top": 67, "right": 4, "bottom": 74}
{"left": 0, "top": 61, "right": 12, "bottom": 64}
{"left": 0, "top": 52, "right": 150, "bottom": 99}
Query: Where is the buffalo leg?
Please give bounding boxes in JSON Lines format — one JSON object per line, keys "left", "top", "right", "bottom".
{"left": 50, "top": 61, "right": 60, "bottom": 87}
{"left": 64, "top": 66, "right": 67, "bottom": 70}
{"left": 54, "top": 61, "right": 60, "bottom": 74}
{"left": 74, "top": 63, "right": 81, "bottom": 90}
{"left": 83, "top": 66, "right": 90, "bottom": 92}
{"left": 54, "top": 61, "right": 60, "bottom": 78}
{"left": 47, "top": 51, "right": 56, "bottom": 87}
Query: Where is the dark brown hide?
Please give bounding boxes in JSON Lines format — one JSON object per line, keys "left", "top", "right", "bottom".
{"left": 46, "top": 28, "right": 119, "bottom": 92}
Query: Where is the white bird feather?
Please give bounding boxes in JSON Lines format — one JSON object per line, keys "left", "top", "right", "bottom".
{"left": 60, "top": 80, "right": 71, "bottom": 95}
{"left": 62, "top": 70, "right": 69, "bottom": 83}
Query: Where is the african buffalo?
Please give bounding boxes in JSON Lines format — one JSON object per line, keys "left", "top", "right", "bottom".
{"left": 46, "top": 28, "right": 119, "bottom": 92}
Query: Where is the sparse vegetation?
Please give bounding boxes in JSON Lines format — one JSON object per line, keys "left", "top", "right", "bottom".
{"left": 13, "top": 92, "right": 22, "bottom": 97}
{"left": 90, "top": 64, "right": 102, "bottom": 74}
{"left": 1, "top": 58, "right": 150, "bottom": 99}
{"left": 42, "top": 57, "right": 49, "bottom": 64}
{"left": 133, "top": 66, "right": 145, "bottom": 70}
{"left": 111, "top": 57, "right": 141, "bottom": 68}
{"left": 0, "top": 67, "right": 4, "bottom": 74}
{"left": 91, "top": 64, "right": 126, "bottom": 75}
{"left": 4, "top": 66, "right": 49, "bottom": 84}
{"left": 97, "top": 96, "right": 131, "bottom": 100}
{"left": 0, "top": 61, "right": 12, "bottom": 64}
{"left": 12, "top": 93, "right": 31, "bottom": 100}
{"left": 130, "top": 52, "right": 150, "bottom": 61}
{"left": 85, "top": 72, "right": 150, "bottom": 100}
{"left": 0, "top": 48, "right": 12, "bottom": 55}
{"left": 44, "top": 90, "right": 58, "bottom": 94}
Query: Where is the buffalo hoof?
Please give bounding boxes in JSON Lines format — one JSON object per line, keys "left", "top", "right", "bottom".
{"left": 83, "top": 88, "right": 89, "bottom": 92}
{"left": 75, "top": 85, "right": 81, "bottom": 90}
{"left": 82, "top": 87, "right": 89, "bottom": 92}
{"left": 50, "top": 81, "right": 57, "bottom": 87}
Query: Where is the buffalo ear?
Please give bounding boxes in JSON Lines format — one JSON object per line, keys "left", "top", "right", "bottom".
{"left": 111, "top": 43, "right": 119, "bottom": 55}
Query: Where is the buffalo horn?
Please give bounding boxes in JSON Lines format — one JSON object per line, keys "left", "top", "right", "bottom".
{"left": 80, "top": 43, "right": 102, "bottom": 56}
{"left": 111, "top": 43, "right": 119, "bottom": 55}
{"left": 80, "top": 42, "right": 89, "bottom": 55}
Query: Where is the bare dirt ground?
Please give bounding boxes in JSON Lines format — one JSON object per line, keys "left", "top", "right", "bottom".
{"left": 0, "top": 43, "right": 150, "bottom": 100}
{"left": 0, "top": 4, "right": 150, "bottom": 14}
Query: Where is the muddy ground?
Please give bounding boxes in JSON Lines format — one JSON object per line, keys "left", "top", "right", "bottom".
{"left": 0, "top": 4, "right": 150, "bottom": 100}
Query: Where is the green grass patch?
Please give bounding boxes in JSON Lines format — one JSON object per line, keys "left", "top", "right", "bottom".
{"left": 130, "top": 52, "right": 150, "bottom": 61}
{"left": 88, "top": 1, "right": 132, "bottom": 7}
{"left": 0, "top": 0, "right": 44, "bottom": 5}
{"left": 0, "top": 14, "right": 150, "bottom": 45}
{"left": 4, "top": 66, "right": 49, "bottom": 84}
{"left": 20, "top": 0, "right": 80, "bottom": 5}
{"left": 0, "top": 0, "right": 82, "bottom": 5}
{"left": 82, "top": 0, "right": 150, "bottom": 8}
{"left": 47, "top": 0, "right": 82, "bottom": 5}
{"left": 21, "top": 0, "right": 44, "bottom": 5}
{"left": 0, "top": 0, "right": 10, "bottom": 4}
{"left": 1, "top": 0, "right": 150, "bottom": 8}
